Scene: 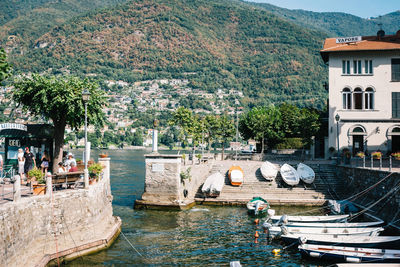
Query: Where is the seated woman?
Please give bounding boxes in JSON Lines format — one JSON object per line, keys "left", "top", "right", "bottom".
{"left": 57, "top": 162, "right": 67, "bottom": 173}
{"left": 69, "top": 162, "right": 78, "bottom": 172}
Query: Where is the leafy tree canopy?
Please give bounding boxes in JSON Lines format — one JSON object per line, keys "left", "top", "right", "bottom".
{"left": 0, "top": 48, "right": 11, "bottom": 83}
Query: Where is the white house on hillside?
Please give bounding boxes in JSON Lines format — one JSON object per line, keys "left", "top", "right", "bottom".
{"left": 321, "top": 30, "right": 400, "bottom": 156}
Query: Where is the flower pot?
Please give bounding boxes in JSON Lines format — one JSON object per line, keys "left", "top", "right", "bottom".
{"left": 89, "top": 178, "right": 97, "bottom": 185}
{"left": 99, "top": 154, "right": 108, "bottom": 158}
{"left": 33, "top": 184, "right": 46, "bottom": 195}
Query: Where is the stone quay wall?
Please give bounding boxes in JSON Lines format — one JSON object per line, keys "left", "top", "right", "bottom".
{"left": 338, "top": 166, "right": 400, "bottom": 227}
{"left": 0, "top": 157, "right": 121, "bottom": 267}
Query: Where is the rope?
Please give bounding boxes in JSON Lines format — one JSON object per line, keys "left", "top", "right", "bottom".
{"left": 120, "top": 231, "right": 143, "bottom": 257}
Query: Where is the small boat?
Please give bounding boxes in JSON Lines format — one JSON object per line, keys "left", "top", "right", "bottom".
{"left": 266, "top": 226, "right": 383, "bottom": 237}
{"left": 269, "top": 214, "right": 349, "bottom": 223}
{"left": 228, "top": 166, "right": 244, "bottom": 186}
{"left": 280, "top": 163, "right": 300, "bottom": 186}
{"left": 277, "top": 220, "right": 385, "bottom": 228}
{"left": 297, "top": 163, "right": 315, "bottom": 184}
{"left": 201, "top": 172, "right": 225, "bottom": 197}
{"left": 299, "top": 244, "right": 400, "bottom": 263}
{"left": 246, "top": 197, "right": 269, "bottom": 216}
{"left": 260, "top": 161, "right": 278, "bottom": 181}
{"left": 281, "top": 234, "right": 400, "bottom": 249}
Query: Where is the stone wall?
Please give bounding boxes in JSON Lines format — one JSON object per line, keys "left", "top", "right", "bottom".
{"left": 338, "top": 166, "right": 400, "bottom": 227}
{"left": 0, "top": 158, "right": 121, "bottom": 267}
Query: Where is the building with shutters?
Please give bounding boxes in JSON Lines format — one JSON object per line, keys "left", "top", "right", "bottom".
{"left": 320, "top": 30, "right": 400, "bottom": 156}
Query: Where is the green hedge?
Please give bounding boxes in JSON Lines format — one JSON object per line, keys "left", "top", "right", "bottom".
{"left": 275, "top": 138, "right": 304, "bottom": 149}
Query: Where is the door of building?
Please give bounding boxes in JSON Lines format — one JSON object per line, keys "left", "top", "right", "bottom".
{"left": 392, "top": 136, "right": 400, "bottom": 153}
{"left": 352, "top": 135, "right": 364, "bottom": 155}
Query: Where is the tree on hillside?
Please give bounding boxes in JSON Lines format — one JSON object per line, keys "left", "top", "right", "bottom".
{"left": 239, "top": 106, "right": 283, "bottom": 153}
{"left": 13, "top": 74, "right": 107, "bottom": 173}
{"left": 0, "top": 48, "right": 12, "bottom": 83}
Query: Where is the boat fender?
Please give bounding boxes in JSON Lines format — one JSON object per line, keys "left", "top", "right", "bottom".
{"left": 279, "top": 215, "right": 288, "bottom": 225}
{"left": 272, "top": 249, "right": 280, "bottom": 256}
{"left": 346, "top": 257, "right": 361, "bottom": 263}
{"left": 183, "top": 189, "right": 188, "bottom": 198}
{"left": 280, "top": 226, "right": 288, "bottom": 235}
{"left": 298, "top": 236, "right": 307, "bottom": 244}
{"left": 309, "top": 252, "right": 320, "bottom": 258}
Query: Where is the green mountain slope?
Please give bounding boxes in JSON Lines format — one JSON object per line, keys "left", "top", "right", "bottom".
{"left": 9, "top": 0, "right": 328, "bottom": 108}
{"left": 247, "top": 2, "right": 400, "bottom": 37}
{"left": 0, "top": 0, "right": 128, "bottom": 49}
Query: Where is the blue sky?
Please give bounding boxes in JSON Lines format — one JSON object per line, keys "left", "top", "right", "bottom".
{"left": 247, "top": 0, "right": 399, "bottom": 18}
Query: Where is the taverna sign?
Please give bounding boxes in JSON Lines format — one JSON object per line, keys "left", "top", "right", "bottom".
{"left": 0, "top": 123, "right": 27, "bottom": 131}
{"left": 336, "top": 36, "right": 362, "bottom": 44}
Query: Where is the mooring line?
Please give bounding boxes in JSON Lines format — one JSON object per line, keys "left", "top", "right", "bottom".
{"left": 120, "top": 231, "right": 143, "bottom": 257}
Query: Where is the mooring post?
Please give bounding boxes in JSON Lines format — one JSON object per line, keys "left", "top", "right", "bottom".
{"left": 370, "top": 156, "right": 373, "bottom": 169}
{"left": 46, "top": 172, "right": 52, "bottom": 196}
{"left": 363, "top": 156, "right": 365, "bottom": 168}
{"left": 389, "top": 156, "right": 392, "bottom": 172}
{"left": 13, "top": 175, "right": 21, "bottom": 202}
{"left": 379, "top": 157, "right": 382, "bottom": 170}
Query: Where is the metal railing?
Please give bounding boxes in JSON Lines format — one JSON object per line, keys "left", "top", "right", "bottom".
{"left": 0, "top": 165, "right": 19, "bottom": 203}
{"left": 340, "top": 155, "right": 400, "bottom": 172}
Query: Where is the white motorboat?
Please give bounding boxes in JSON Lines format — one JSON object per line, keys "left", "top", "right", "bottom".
{"left": 260, "top": 161, "right": 278, "bottom": 181}
{"left": 269, "top": 214, "right": 349, "bottom": 223}
{"left": 278, "top": 220, "right": 385, "bottom": 228}
{"left": 266, "top": 225, "right": 383, "bottom": 237}
{"left": 201, "top": 172, "right": 225, "bottom": 197}
{"left": 297, "top": 163, "right": 315, "bottom": 184}
{"left": 299, "top": 244, "right": 400, "bottom": 263}
{"left": 280, "top": 163, "right": 300, "bottom": 186}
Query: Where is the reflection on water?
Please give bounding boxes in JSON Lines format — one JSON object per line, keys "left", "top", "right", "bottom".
{"left": 67, "top": 149, "right": 328, "bottom": 266}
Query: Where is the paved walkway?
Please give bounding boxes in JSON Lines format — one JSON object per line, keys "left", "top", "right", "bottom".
{"left": 0, "top": 183, "right": 32, "bottom": 204}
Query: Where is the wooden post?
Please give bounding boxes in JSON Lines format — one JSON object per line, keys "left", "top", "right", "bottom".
{"left": 389, "top": 156, "right": 392, "bottom": 172}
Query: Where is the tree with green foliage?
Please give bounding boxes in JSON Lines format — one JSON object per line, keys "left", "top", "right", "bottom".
{"left": 0, "top": 48, "right": 11, "bottom": 83}
{"left": 13, "top": 74, "right": 107, "bottom": 172}
{"left": 168, "top": 107, "right": 196, "bottom": 148}
{"left": 216, "top": 115, "right": 235, "bottom": 160}
{"left": 239, "top": 106, "right": 283, "bottom": 153}
{"left": 131, "top": 130, "right": 143, "bottom": 146}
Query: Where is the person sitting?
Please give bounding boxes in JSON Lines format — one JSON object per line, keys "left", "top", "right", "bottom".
{"left": 65, "top": 152, "right": 77, "bottom": 171}
{"left": 57, "top": 162, "right": 67, "bottom": 173}
{"left": 69, "top": 162, "right": 78, "bottom": 172}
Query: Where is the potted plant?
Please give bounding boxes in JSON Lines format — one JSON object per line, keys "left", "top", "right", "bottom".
{"left": 28, "top": 167, "right": 46, "bottom": 195}
{"left": 392, "top": 152, "right": 400, "bottom": 160}
{"left": 356, "top": 151, "right": 365, "bottom": 158}
{"left": 372, "top": 151, "right": 382, "bottom": 159}
{"left": 99, "top": 153, "right": 108, "bottom": 158}
{"left": 88, "top": 162, "right": 104, "bottom": 183}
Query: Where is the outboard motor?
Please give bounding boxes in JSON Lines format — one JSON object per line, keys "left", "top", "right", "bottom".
{"left": 298, "top": 236, "right": 307, "bottom": 245}
{"left": 267, "top": 209, "right": 275, "bottom": 217}
{"left": 280, "top": 226, "right": 288, "bottom": 235}
{"left": 278, "top": 214, "right": 288, "bottom": 226}
{"left": 255, "top": 201, "right": 261, "bottom": 215}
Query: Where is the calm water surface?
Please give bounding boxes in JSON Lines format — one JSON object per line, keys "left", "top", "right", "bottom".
{"left": 68, "top": 150, "right": 327, "bottom": 266}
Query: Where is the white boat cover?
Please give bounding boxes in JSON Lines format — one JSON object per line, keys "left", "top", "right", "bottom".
{"left": 202, "top": 172, "right": 224, "bottom": 196}
{"left": 281, "top": 220, "right": 384, "bottom": 228}
{"left": 270, "top": 214, "right": 349, "bottom": 223}
{"left": 260, "top": 161, "right": 278, "bottom": 181}
{"left": 280, "top": 163, "right": 300, "bottom": 186}
{"left": 297, "top": 163, "right": 315, "bottom": 184}
{"left": 283, "top": 233, "right": 400, "bottom": 245}
{"left": 230, "top": 169, "right": 243, "bottom": 183}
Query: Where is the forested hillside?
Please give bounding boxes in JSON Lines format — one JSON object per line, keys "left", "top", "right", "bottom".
{"left": 0, "top": 0, "right": 128, "bottom": 48}
{"left": 6, "top": 0, "right": 329, "bottom": 108}
{"left": 247, "top": 1, "right": 400, "bottom": 37}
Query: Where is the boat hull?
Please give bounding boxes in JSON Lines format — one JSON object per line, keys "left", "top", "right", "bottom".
{"left": 299, "top": 244, "right": 400, "bottom": 263}
{"left": 270, "top": 214, "right": 349, "bottom": 223}
{"left": 228, "top": 166, "right": 244, "bottom": 186}
{"left": 280, "top": 164, "right": 300, "bottom": 186}
{"left": 297, "top": 163, "right": 315, "bottom": 184}
{"left": 260, "top": 161, "right": 278, "bottom": 181}
{"left": 246, "top": 197, "right": 269, "bottom": 216}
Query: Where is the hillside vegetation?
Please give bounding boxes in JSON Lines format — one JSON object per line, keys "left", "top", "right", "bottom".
{"left": 7, "top": 0, "right": 329, "bottom": 108}
{"left": 248, "top": 2, "right": 400, "bottom": 37}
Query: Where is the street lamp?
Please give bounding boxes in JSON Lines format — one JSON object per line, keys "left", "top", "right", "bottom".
{"left": 335, "top": 114, "right": 340, "bottom": 165}
{"left": 82, "top": 89, "right": 91, "bottom": 188}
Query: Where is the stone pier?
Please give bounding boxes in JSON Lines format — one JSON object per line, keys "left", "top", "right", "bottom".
{"left": 0, "top": 157, "right": 121, "bottom": 267}
{"left": 135, "top": 153, "right": 196, "bottom": 210}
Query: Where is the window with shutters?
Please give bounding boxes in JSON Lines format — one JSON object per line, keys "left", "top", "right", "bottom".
{"left": 392, "top": 92, "right": 400, "bottom": 118}
{"left": 392, "top": 59, "right": 400, "bottom": 82}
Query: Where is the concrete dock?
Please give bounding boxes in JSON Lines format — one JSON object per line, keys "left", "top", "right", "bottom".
{"left": 189, "top": 159, "right": 344, "bottom": 206}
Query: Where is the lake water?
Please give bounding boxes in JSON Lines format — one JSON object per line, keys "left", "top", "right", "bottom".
{"left": 68, "top": 149, "right": 327, "bottom": 266}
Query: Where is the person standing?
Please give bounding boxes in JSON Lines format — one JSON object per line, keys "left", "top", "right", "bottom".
{"left": 24, "top": 147, "right": 36, "bottom": 176}
{"left": 41, "top": 150, "right": 50, "bottom": 174}
{"left": 17, "top": 148, "right": 25, "bottom": 183}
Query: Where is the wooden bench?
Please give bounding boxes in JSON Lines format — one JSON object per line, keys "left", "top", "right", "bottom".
{"left": 232, "top": 154, "right": 253, "bottom": 160}
{"left": 52, "top": 171, "right": 84, "bottom": 188}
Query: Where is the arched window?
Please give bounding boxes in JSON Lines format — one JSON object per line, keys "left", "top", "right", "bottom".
{"left": 353, "top": 88, "right": 363, "bottom": 110}
{"left": 364, "top": 87, "right": 374, "bottom": 110}
{"left": 342, "top": 88, "right": 352, "bottom": 110}
{"left": 353, "top": 127, "right": 365, "bottom": 133}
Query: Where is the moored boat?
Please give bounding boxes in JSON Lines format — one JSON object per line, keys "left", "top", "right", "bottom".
{"left": 299, "top": 244, "right": 400, "bottom": 263}
{"left": 260, "top": 161, "right": 278, "bottom": 181}
{"left": 266, "top": 225, "right": 384, "bottom": 237}
{"left": 201, "top": 172, "right": 225, "bottom": 197}
{"left": 297, "top": 163, "right": 315, "bottom": 184}
{"left": 280, "top": 163, "right": 300, "bottom": 186}
{"left": 281, "top": 234, "right": 400, "bottom": 249}
{"left": 276, "top": 220, "right": 385, "bottom": 228}
{"left": 246, "top": 197, "right": 269, "bottom": 216}
{"left": 228, "top": 166, "right": 244, "bottom": 186}
{"left": 269, "top": 214, "right": 349, "bottom": 223}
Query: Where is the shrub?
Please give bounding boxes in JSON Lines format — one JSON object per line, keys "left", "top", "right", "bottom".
{"left": 275, "top": 138, "right": 304, "bottom": 149}
{"left": 28, "top": 167, "right": 45, "bottom": 184}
